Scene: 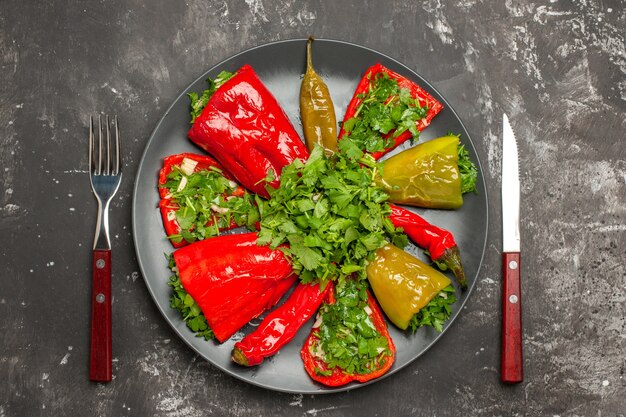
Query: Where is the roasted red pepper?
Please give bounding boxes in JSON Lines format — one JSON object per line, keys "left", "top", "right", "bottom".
{"left": 188, "top": 64, "right": 310, "bottom": 198}
{"left": 338, "top": 63, "right": 443, "bottom": 160}
{"left": 300, "top": 287, "right": 395, "bottom": 387}
{"left": 232, "top": 281, "right": 333, "bottom": 367}
{"left": 173, "top": 232, "right": 297, "bottom": 342}
{"left": 388, "top": 204, "right": 466, "bottom": 287}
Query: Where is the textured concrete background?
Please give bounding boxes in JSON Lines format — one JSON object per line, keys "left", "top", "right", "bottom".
{"left": 1, "top": 0, "right": 624, "bottom": 416}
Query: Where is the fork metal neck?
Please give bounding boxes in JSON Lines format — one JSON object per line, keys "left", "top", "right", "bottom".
{"left": 93, "top": 197, "right": 112, "bottom": 250}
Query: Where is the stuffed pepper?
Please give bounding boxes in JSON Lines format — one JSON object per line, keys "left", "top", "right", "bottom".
{"left": 300, "top": 279, "right": 395, "bottom": 387}
{"left": 375, "top": 135, "right": 478, "bottom": 209}
{"left": 158, "top": 153, "right": 259, "bottom": 247}
{"left": 338, "top": 63, "right": 443, "bottom": 160}
{"left": 172, "top": 232, "right": 297, "bottom": 342}
{"left": 188, "top": 64, "right": 309, "bottom": 198}
{"left": 366, "top": 244, "right": 456, "bottom": 332}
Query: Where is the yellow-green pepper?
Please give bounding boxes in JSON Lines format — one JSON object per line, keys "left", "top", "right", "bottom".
{"left": 376, "top": 135, "right": 463, "bottom": 209}
{"left": 366, "top": 244, "right": 451, "bottom": 330}
{"left": 300, "top": 37, "right": 338, "bottom": 155}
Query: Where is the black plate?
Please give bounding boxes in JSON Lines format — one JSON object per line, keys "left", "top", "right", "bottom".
{"left": 132, "top": 39, "right": 488, "bottom": 393}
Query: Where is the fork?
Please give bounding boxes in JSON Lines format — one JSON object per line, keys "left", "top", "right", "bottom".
{"left": 88, "top": 115, "right": 122, "bottom": 382}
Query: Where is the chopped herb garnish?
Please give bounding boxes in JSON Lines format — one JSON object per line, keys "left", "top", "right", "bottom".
{"left": 161, "top": 165, "right": 259, "bottom": 245}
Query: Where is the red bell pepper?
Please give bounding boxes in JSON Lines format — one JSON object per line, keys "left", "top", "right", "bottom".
{"left": 158, "top": 153, "right": 248, "bottom": 248}
{"left": 232, "top": 281, "right": 334, "bottom": 367}
{"left": 173, "top": 232, "right": 297, "bottom": 342}
{"left": 188, "top": 64, "right": 310, "bottom": 198}
{"left": 388, "top": 204, "right": 466, "bottom": 287}
{"left": 300, "top": 289, "right": 395, "bottom": 387}
{"left": 338, "top": 63, "right": 443, "bottom": 160}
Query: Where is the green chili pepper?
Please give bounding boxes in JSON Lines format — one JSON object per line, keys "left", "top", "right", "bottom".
{"left": 376, "top": 135, "right": 464, "bottom": 209}
{"left": 300, "top": 37, "right": 338, "bottom": 155}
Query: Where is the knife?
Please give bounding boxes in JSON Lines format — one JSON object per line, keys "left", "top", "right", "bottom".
{"left": 501, "top": 113, "right": 523, "bottom": 383}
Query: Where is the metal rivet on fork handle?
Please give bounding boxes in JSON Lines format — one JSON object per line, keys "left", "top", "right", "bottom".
{"left": 96, "top": 259, "right": 106, "bottom": 269}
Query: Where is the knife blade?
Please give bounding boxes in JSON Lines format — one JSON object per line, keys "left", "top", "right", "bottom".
{"left": 501, "top": 113, "right": 523, "bottom": 383}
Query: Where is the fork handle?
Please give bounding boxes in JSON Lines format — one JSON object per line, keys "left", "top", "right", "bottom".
{"left": 90, "top": 249, "right": 112, "bottom": 382}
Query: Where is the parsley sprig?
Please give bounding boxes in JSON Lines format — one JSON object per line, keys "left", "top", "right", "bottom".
{"left": 341, "top": 72, "right": 429, "bottom": 153}
{"left": 256, "top": 145, "right": 407, "bottom": 284}
{"left": 167, "top": 255, "right": 214, "bottom": 340}
{"left": 409, "top": 285, "right": 456, "bottom": 332}
{"left": 457, "top": 143, "right": 478, "bottom": 194}
{"left": 188, "top": 71, "right": 235, "bottom": 123}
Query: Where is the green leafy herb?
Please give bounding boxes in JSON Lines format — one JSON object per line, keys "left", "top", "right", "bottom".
{"left": 408, "top": 285, "right": 456, "bottom": 332}
{"left": 167, "top": 255, "right": 214, "bottom": 340}
{"left": 257, "top": 144, "right": 406, "bottom": 284}
{"left": 342, "top": 72, "right": 429, "bottom": 153}
{"left": 457, "top": 143, "right": 478, "bottom": 194}
{"left": 310, "top": 279, "right": 390, "bottom": 375}
{"left": 161, "top": 165, "right": 259, "bottom": 245}
{"left": 188, "top": 71, "right": 235, "bottom": 123}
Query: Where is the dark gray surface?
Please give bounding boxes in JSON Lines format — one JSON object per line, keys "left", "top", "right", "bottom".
{"left": 0, "top": 0, "right": 624, "bottom": 415}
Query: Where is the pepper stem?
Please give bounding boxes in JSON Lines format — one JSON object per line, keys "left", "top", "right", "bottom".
{"left": 306, "top": 36, "right": 314, "bottom": 72}
{"left": 436, "top": 246, "right": 467, "bottom": 289}
{"left": 231, "top": 347, "right": 251, "bottom": 366}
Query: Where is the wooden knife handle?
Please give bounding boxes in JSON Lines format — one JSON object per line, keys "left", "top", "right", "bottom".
{"left": 501, "top": 252, "right": 523, "bottom": 383}
{"left": 90, "top": 249, "right": 112, "bottom": 382}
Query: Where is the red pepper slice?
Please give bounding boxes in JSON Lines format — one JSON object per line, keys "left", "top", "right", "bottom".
{"left": 188, "top": 64, "right": 310, "bottom": 198}
{"left": 300, "top": 289, "right": 396, "bottom": 387}
{"left": 338, "top": 63, "right": 443, "bottom": 160}
{"left": 173, "top": 232, "right": 297, "bottom": 342}
{"left": 158, "top": 153, "right": 246, "bottom": 248}
{"left": 388, "top": 204, "right": 466, "bottom": 287}
{"left": 232, "top": 281, "right": 334, "bottom": 366}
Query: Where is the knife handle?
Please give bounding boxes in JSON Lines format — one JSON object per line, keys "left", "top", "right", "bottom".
{"left": 501, "top": 252, "right": 523, "bottom": 383}
{"left": 90, "top": 249, "right": 112, "bottom": 382}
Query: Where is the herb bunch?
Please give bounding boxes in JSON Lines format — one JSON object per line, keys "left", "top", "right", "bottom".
{"left": 256, "top": 145, "right": 407, "bottom": 285}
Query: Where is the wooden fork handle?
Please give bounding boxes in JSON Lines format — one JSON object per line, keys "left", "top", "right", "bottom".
{"left": 90, "top": 249, "right": 112, "bottom": 382}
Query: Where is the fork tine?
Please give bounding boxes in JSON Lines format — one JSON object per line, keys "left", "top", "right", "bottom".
{"left": 105, "top": 115, "right": 111, "bottom": 176}
{"left": 97, "top": 115, "right": 103, "bottom": 175}
{"left": 114, "top": 116, "right": 120, "bottom": 175}
{"left": 89, "top": 116, "right": 94, "bottom": 174}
